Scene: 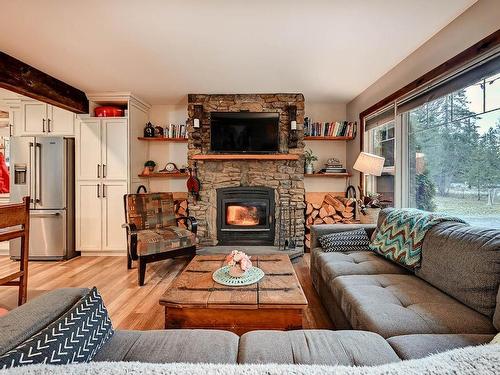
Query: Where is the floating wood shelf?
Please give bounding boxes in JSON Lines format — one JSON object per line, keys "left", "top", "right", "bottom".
{"left": 137, "top": 137, "right": 188, "bottom": 142}
{"left": 304, "top": 136, "right": 354, "bottom": 141}
{"left": 191, "top": 154, "right": 300, "bottom": 161}
{"left": 304, "top": 173, "right": 351, "bottom": 178}
{"left": 138, "top": 173, "right": 188, "bottom": 178}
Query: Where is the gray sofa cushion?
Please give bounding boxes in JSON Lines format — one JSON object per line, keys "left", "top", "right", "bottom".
{"left": 494, "top": 287, "right": 500, "bottom": 331}
{"left": 387, "top": 334, "right": 494, "bottom": 360}
{"left": 238, "top": 330, "right": 400, "bottom": 365}
{"left": 314, "top": 250, "right": 407, "bottom": 284}
{"left": 332, "top": 274, "right": 496, "bottom": 338}
{"left": 93, "top": 329, "right": 239, "bottom": 364}
{"left": 416, "top": 222, "right": 500, "bottom": 318}
{"left": 0, "top": 288, "right": 90, "bottom": 356}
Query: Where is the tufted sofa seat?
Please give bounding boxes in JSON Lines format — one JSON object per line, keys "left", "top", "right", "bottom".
{"left": 331, "top": 274, "right": 495, "bottom": 338}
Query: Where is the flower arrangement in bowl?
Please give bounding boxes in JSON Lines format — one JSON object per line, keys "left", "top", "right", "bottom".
{"left": 225, "top": 250, "right": 252, "bottom": 278}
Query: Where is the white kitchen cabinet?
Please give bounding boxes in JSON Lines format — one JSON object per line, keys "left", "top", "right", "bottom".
{"left": 101, "top": 119, "right": 128, "bottom": 180}
{"left": 20, "top": 100, "right": 74, "bottom": 136}
{"left": 102, "top": 182, "right": 127, "bottom": 251}
{"left": 76, "top": 182, "right": 102, "bottom": 251}
{"left": 76, "top": 181, "right": 127, "bottom": 253}
{"left": 77, "top": 118, "right": 127, "bottom": 181}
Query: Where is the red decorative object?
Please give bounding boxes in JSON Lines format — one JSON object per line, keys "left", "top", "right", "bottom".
{"left": 94, "top": 106, "right": 124, "bottom": 117}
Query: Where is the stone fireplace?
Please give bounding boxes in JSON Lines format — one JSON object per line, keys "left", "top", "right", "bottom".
{"left": 187, "top": 94, "right": 305, "bottom": 254}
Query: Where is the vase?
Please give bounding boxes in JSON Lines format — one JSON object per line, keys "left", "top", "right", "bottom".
{"left": 229, "top": 266, "right": 246, "bottom": 278}
{"left": 305, "top": 164, "right": 313, "bottom": 174}
{"left": 359, "top": 207, "right": 381, "bottom": 224}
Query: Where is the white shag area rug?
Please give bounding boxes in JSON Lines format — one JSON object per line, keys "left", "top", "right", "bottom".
{"left": 1, "top": 344, "right": 499, "bottom": 375}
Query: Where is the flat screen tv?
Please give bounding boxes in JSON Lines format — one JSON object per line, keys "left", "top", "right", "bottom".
{"left": 210, "top": 112, "right": 280, "bottom": 154}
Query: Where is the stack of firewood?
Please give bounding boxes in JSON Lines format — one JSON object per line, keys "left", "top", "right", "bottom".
{"left": 174, "top": 199, "right": 189, "bottom": 228}
{"left": 304, "top": 194, "right": 356, "bottom": 249}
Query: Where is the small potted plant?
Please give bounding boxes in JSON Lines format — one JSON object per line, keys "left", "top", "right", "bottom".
{"left": 225, "top": 250, "right": 252, "bottom": 278}
{"left": 142, "top": 160, "right": 156, "bottom": 175}
{"left": 357, "top": 192, "right": 390, "bottom": 224}
{"left": 304, "top": 149, "right": 318, "bottom": 174}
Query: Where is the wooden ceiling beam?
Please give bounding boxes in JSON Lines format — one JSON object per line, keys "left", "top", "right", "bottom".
{"left": 0, "top": 52, "right": 88, "bottom": 114}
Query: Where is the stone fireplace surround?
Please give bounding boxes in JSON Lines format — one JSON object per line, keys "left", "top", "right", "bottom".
{"left": 187, "top": 94, "right": 305, "bottom": 252}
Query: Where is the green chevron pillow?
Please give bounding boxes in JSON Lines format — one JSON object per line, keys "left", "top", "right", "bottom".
{"left": 0, "top": 287, "right": 113, "bottom": 369}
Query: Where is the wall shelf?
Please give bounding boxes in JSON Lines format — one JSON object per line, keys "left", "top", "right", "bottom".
{"left": 137, "top": 137, "right": 188, "bottom": 142}
{"left": 191, "top": 154, "right": 300, "bottom": 161}
{"left": 304, "top": 173, "right": 351, "bottom": 178}
{"left": 304, "top": 136, "right": 354, "bottom": 141}
{"left": 138, "top": 172, "right": 188, "bottom": 178}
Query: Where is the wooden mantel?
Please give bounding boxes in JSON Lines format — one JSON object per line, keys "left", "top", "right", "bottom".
{"left": 191, "top": 154, "right": 300, "bottom": 161}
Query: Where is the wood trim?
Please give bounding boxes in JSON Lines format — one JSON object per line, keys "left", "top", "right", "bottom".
{"left": 304, "top": 136, "right": 354, "bottom": 141}
{"left": 357, "top": 29, "right": 500, "bottom": 193}
{"left": 0, "top": 52, "right": 88, "bottom": 114}
{"left": 191, "top": 154, "right": 300, "bottom": 161}
{"left": 137, "top": 137, "right": 188, "bottom": 142}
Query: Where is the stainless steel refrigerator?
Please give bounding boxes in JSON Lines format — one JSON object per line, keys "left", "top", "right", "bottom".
{"left": 9, "top": 137, "right": 77, "bottom": 260}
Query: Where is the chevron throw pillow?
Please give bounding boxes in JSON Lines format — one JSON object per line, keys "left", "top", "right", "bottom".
{"left": 319, "top": 229, "right": 370, "bottom": 252}
{"left": 0, "top": 287, "right": 113, "bottom": 369}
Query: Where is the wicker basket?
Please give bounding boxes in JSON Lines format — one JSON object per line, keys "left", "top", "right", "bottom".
{"left": 359, "top": 207, "right": 381, "bottom": 224}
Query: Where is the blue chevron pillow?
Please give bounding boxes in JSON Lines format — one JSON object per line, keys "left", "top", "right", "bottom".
{"left": 0, "top": 287, "right": 113, "bottom": 369}
{"left": 319, "top": 229, "right": 370, "bottom": 252}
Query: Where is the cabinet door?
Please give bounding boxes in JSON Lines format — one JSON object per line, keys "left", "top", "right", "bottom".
{"left": 101, "top": 182, "right": 127, "bottom": 251}
{"left": 76, "top": 182, "right": 102, "bottom": 251}
{"left": 48, "top": 105, "right": 75, "bottom": 136}
{"left": 101, "top": 119, "right": 128, "bottom": 180}
{"left": 22, "top": 102, "right": 47, "bottom": 135}
{"left": 8, "top": 106, "right": 21, "bottom": 136}
{"left": 77, "top": 119, "right": 102, "bottom": 180}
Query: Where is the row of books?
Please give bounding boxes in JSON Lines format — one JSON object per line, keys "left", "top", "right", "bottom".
{"left": 165, "top": 124, "right": 188, "bottom": 138}
{"left": 304, "top": 118, "right": 357, "bottom": 138}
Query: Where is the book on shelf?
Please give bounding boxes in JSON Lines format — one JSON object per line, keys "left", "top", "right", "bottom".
{"left": 304, "top": 117, "right": 357, "bottom": 138}
{"left": 165, "top": 124, "right": 188, "bottom": 139}
{"left": 320, "top": 168, "right": 347, "bottom": 174}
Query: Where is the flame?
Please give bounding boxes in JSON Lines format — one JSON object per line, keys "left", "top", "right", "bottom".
{"left": 226, "top": 205, "right": 259, "bottom": 226}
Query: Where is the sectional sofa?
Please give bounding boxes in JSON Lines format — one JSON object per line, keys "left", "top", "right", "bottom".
{"left": 310, "top": 208, "right": 500, "bottom": 359}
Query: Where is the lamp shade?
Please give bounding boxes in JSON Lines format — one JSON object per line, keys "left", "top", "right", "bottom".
{"left": 353, "top": 152, "right": 385, "bottom": 176}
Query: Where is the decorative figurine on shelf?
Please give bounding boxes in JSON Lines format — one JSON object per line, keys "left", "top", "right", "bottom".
{"left": 144, "top": 122, "right": 155, "bottom": 138}
{"left": 304, "top": 149, "right": 318, "bottom": 174}
{"left": 158, "top": 162, "right": 179, "bottom": 174}
{"left": 225, "top": 250, "right": 252, "bottom": 278}
{"left": 154, "top": 126, "right": 164, "bottom": 137}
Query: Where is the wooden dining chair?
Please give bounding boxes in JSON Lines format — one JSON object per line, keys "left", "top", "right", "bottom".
{"left": 0, "top": 197, "right": 30, "bottom": 305}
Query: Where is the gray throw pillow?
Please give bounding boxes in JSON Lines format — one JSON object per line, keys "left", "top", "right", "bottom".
{"left": 0, "top": 287, "right": 113, "bottom": 369}
{"left": 319, "top": 228, "right": 370, "bottom": 252}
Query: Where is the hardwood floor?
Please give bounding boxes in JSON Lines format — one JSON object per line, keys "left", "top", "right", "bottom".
{"left": 0, "top": 253, "right": 333, "bottom": 331}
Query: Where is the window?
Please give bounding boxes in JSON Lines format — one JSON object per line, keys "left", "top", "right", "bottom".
{"left": 364, "top": 55, "right": 500, "bottom": 228}
{"left": 366, "top": 120, "right": 396, "bottom": 206}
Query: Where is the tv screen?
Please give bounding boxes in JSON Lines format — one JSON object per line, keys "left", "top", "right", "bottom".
{"left": 210, "top": 112, "right": 280, "bottom": 154}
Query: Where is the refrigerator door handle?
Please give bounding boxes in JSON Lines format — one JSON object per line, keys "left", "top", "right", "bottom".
{"left": 29, "top": 142, "right": 34, "bottom": 204}
{"left": 35, "top": 143, "right": 42, "bottom": 203}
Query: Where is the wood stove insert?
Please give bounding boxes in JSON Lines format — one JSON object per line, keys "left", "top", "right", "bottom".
{"left": 216, "top": 187, "right": 275, "bottom": 245}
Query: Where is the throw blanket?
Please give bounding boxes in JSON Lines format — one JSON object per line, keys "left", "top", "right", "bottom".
{"left": 1, "top": 344, "right": 499, "bottom": 375}
{"left": 370, "top": 209, "right": 466, "bottom": 269}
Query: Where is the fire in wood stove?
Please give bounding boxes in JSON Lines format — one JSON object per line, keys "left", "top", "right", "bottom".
{"left": 226, "top": 205, "right": 260, "bottom": 226}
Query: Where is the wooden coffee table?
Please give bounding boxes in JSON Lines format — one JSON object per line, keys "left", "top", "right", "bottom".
{"left": 159, "top": 254, "right": 308, "bottom": 334}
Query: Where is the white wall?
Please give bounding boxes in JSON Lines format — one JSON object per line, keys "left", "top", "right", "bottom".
{"left": 144, "top": 99, "right": 349, "bottom": 194}
{"left": 346, "top": 0, "right": 500, "bottom": 188}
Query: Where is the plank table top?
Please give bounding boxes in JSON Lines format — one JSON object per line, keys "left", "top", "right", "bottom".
{"left": 160, "top": 254, "right": 308, "bottom": 310}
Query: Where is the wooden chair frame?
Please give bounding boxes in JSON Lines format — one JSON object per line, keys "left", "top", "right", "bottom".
{"left": 0, "top": 197, "right": 30, "bottom": 305}
{"left": 122, "top": 194, "right": 198, "bottom": 286}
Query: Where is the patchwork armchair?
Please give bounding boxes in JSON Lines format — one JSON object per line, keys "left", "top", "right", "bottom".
{"left": 123, "top": 193, "right": 197, "bottom": 285}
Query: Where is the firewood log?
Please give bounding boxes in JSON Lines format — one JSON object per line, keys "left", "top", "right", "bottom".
{"left": 312, "top": 202, "right": 322, "bottom": 210}
{"left": 324, "top": 217, "right": 335, "bottom": 224}
{"left": 313, "top": 218, "right": 324, "bottom": 225}
{"left": 333, "top": 214, "right": 342, "bottom": 221}
{"left": 319, "top": 207, "right": 328, "bottom": 219}
{"left": 342, "top": 212, "right": 354, "bottom": 219}
{"left": 326, "top": 205, "right": 336, "bottom": 216}
{"left": 311, "top": 210, "right": 319, "bottom": 219}
{"left": 344, "top": 206, "right": 354, "bottom": 213}
{"left": 324, "top": 195, "right": 345, "bottom": 212}
{"left": 306, "top": 203, "right": 313, "bottom": 215}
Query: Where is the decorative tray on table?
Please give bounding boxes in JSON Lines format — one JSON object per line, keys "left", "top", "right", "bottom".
{"left": 212, "top": 266, "right": 265, "bottom": 287}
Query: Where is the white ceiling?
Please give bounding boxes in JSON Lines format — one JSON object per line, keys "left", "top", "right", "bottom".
{"left": 0, "top": 0, "right": 475, "bottom": 105}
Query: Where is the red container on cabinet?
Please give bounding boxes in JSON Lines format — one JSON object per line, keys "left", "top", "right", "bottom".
{"left": 94, "top": 106, "right": 124, "bottom": 117}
